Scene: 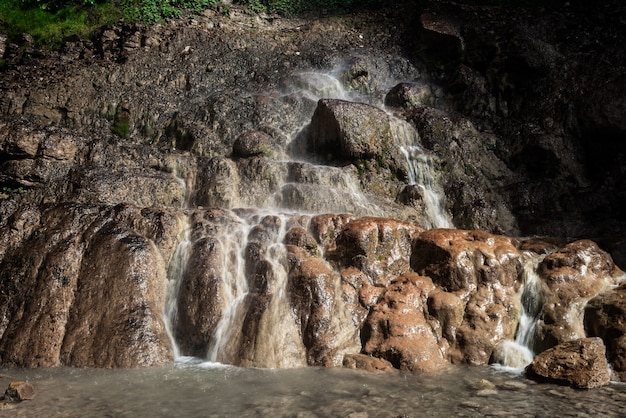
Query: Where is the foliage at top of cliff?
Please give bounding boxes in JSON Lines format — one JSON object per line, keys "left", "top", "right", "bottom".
{"left": 0, "top": 0, "right": 388, "bottom": 47}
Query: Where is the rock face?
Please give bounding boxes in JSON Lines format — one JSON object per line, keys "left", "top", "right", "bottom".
{"left": 0, "top": 1, "right": 624, "bottom": 374}
{"left": 585, "top": 282, "right": 626, "bottom": 381}
{"left": 525, "top": 338, "right": 611, "bottom": 389}
{"left": 0, "top": 204, "right": 176, "bottom": 367}
{"left": 412, "top": 229, "right": 523, "bottom": 365}
{"left": 532, "top": 240, "right": 620, "bottom": 352}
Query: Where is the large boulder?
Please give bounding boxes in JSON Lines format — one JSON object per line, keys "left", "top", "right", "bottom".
{"left": 533, "top": 240, "right": 621, "bottom": 352}
{"left": 525, "top": 337, "right": 610, "bottom": 389}
{"left": 412, "top": 229, "right": 523, "bottom": 364}
{"left": 0, "top": 204, "right": 175, "bottom": 367}
{"left": 362, "top": 272, "right": 447, "bottom": 372}
{"left": 585, "top": 282, "right": 626, "bottom": 381}
{"left": 308, "top": 99, "right": 408, "bottom": 172}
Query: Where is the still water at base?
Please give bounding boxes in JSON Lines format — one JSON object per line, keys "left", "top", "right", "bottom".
{"left": 2, "top": 360, "right": 626, "bottom": 417}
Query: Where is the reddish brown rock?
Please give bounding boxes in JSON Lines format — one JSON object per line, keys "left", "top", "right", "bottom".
{"left": 309, "top": 213, "right": 356, "bottom": 253}
{"left": 3, "top": 381, "right": 35, "bottom": 402}
{"left": 534, "top": 240, "right": 621, "bottom": 351}
{"left": 342, "top": 353, "right": 395, "bottom": 372}
{"left": 412, "top": 229, "right": 523, "bottom": 365}
{"left": 362, "top": 272, "right": 447, "bottom": 372}
{"left": 585, "top": 282, "right": 626, "bottom": 381}
{"left": 525, "top": 338, "right": 610, "bottom": 389}
{"left": 288, "top": 254, "right": 341, "bottom": 366}
{"left": 337, "top": 217, "right": 421, "bottom": 286}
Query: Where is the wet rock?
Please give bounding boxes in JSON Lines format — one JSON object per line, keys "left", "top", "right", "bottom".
{"left": 525, "top": 337, "right": 610, "bottom": 389}
{"left": 288, "top": 254, "right": 342, "bottom": 366}
{"left": 412, "top": 229, "right": 523, "bottom": 364}
{"left": 385, "top": 82, "right": 435, "bottom": 109}
{"left": 337, "top": 217, "right": 421, "bottom": 286}
{"left": 173, "top": 209, "right": 244, "bottom": 359}
{"left": 233, "top": 130, "right": 274, "bottom": 158}
{"left": 585, "top": 282, "right": 626, "bottom": 381}
{"left": 0, "top": 204, "right": 174, "bottom": 367}
{"left": 309, "top": 213, "right": 356, "bottom": 253}
{"left": 285, "top": 226, "right": 320, "bottom": 257}
{"left": 3, "top": 381, "right": 35, "bottom": 402}
{"left": 362, "top": 272, "right": 447, "bottom": 372}
{"left": 342, "top": 353, "right": 395, "bottom": 372}
{"left": 534, "top": 240, "right": 621, "bottom": 351}
{"left": 308, "top": 99, "right": 406, "bottom": 170}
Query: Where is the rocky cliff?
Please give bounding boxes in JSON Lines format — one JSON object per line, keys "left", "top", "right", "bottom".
{"left": 0, "top": 1, "right": 625, "bottom": 379}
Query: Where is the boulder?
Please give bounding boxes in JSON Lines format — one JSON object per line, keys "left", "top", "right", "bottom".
{"left": 232, "top": 130, "right": 274, "bottom": 158}
{"left": 4, "top": 381, "right": 35, "bottom": 402}
{"left": 412, "top": 229, "right": 523, "bottom": 364}
{"left": 385, "top": 82, "right": 435, "bottom": 109}
{"left": 525, "top": 338, "right": 610, "bottom": 389}
{"left": 585, "top": 282, "right": 626, "bottom": 381}
{"left": 309, "top": 99, "right": 408, "bottom": 168}
{"left": 534, "top": 240, "right": 621, "bottom": 352}
{"left": 361, "top": 272, "right": 447, "bottom": 372}
{"left": 3, "top": 381, "right": 35, "bottom": 402}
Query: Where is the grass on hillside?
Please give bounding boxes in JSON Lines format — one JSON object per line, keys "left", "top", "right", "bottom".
{"left": 0, "top": 0, "right": 382, "bottom": 48}
{"left": 0, "top": 0, "right": 123, "bottom": 47}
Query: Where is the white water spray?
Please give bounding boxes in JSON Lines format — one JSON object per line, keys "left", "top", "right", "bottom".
{"left": 164, "top": 216, "right": 192, "bottom": 359}
{"left": 493, "top": 252, "right": 545, "bottom": 369}
{"left": 400, "top": 145, "right": 454, "bottom": 229}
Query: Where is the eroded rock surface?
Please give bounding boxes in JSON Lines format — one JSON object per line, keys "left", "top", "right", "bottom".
{"left": 0, "top": 1, "right": 624, "bottom": 375}
{"left": 525, "top": 338, "right": 611, "bottom": 389}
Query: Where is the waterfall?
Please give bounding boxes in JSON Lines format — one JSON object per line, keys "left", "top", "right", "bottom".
{"left": 399, "top": 145, "right": 454, "bottom": 229}
{"left": 205, "top": 218, "right": 251, "bottom": 363}
{"left": 164, "top": 215, "right": 192, "bottom": 359}
{"left": 243, "top": 214, "right": 308, "bottom": 368}
{"left": 492, "top": 252, "right": 545, "bottom": 369}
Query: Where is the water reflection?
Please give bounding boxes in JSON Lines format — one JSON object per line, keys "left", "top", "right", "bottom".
{"left": 2, "top": 362, "right": 626, "bottom": 417}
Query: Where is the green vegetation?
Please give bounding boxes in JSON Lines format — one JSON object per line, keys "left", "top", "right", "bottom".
{"left": 0, "top": 0, "right": 380, "bottom": 47}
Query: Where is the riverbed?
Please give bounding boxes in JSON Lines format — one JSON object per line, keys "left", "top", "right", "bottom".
{"left": 2, "top": 359, "right": 625, "bottom": 417}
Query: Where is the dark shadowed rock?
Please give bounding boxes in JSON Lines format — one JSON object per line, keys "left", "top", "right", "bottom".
{"left": 525, "top": 338, "right": 610, "bottom": 389}
{"left": 585, "top": 282, "right": 626, "bottom": 381}
{"left": 385, "top": 82, "right": 435, "bottom": 109}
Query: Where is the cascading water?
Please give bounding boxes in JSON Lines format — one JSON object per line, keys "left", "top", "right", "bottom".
{"left": 399, "top": 145, "right": 454, "bottom": 229}
{"left": 164, "top": 215, "right": 192, "bottom": 359}
{"left": 492, "top": 252, "right": 545, "bottom": 369}
{"left": 164, "top": 67, "right": 455, "bottom": 367}
{"left": 205, "top": 218, "right": 252, "bottom": 363}
{"left": 388, "top": 108, "right": 454, "bottom": 229}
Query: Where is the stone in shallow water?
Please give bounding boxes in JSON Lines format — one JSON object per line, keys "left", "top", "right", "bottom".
{"left": 525, "top": 337, "right": 610, "bottom": 389}
{"left": 3, "top": 381, "right": 35, "bottom": 402}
